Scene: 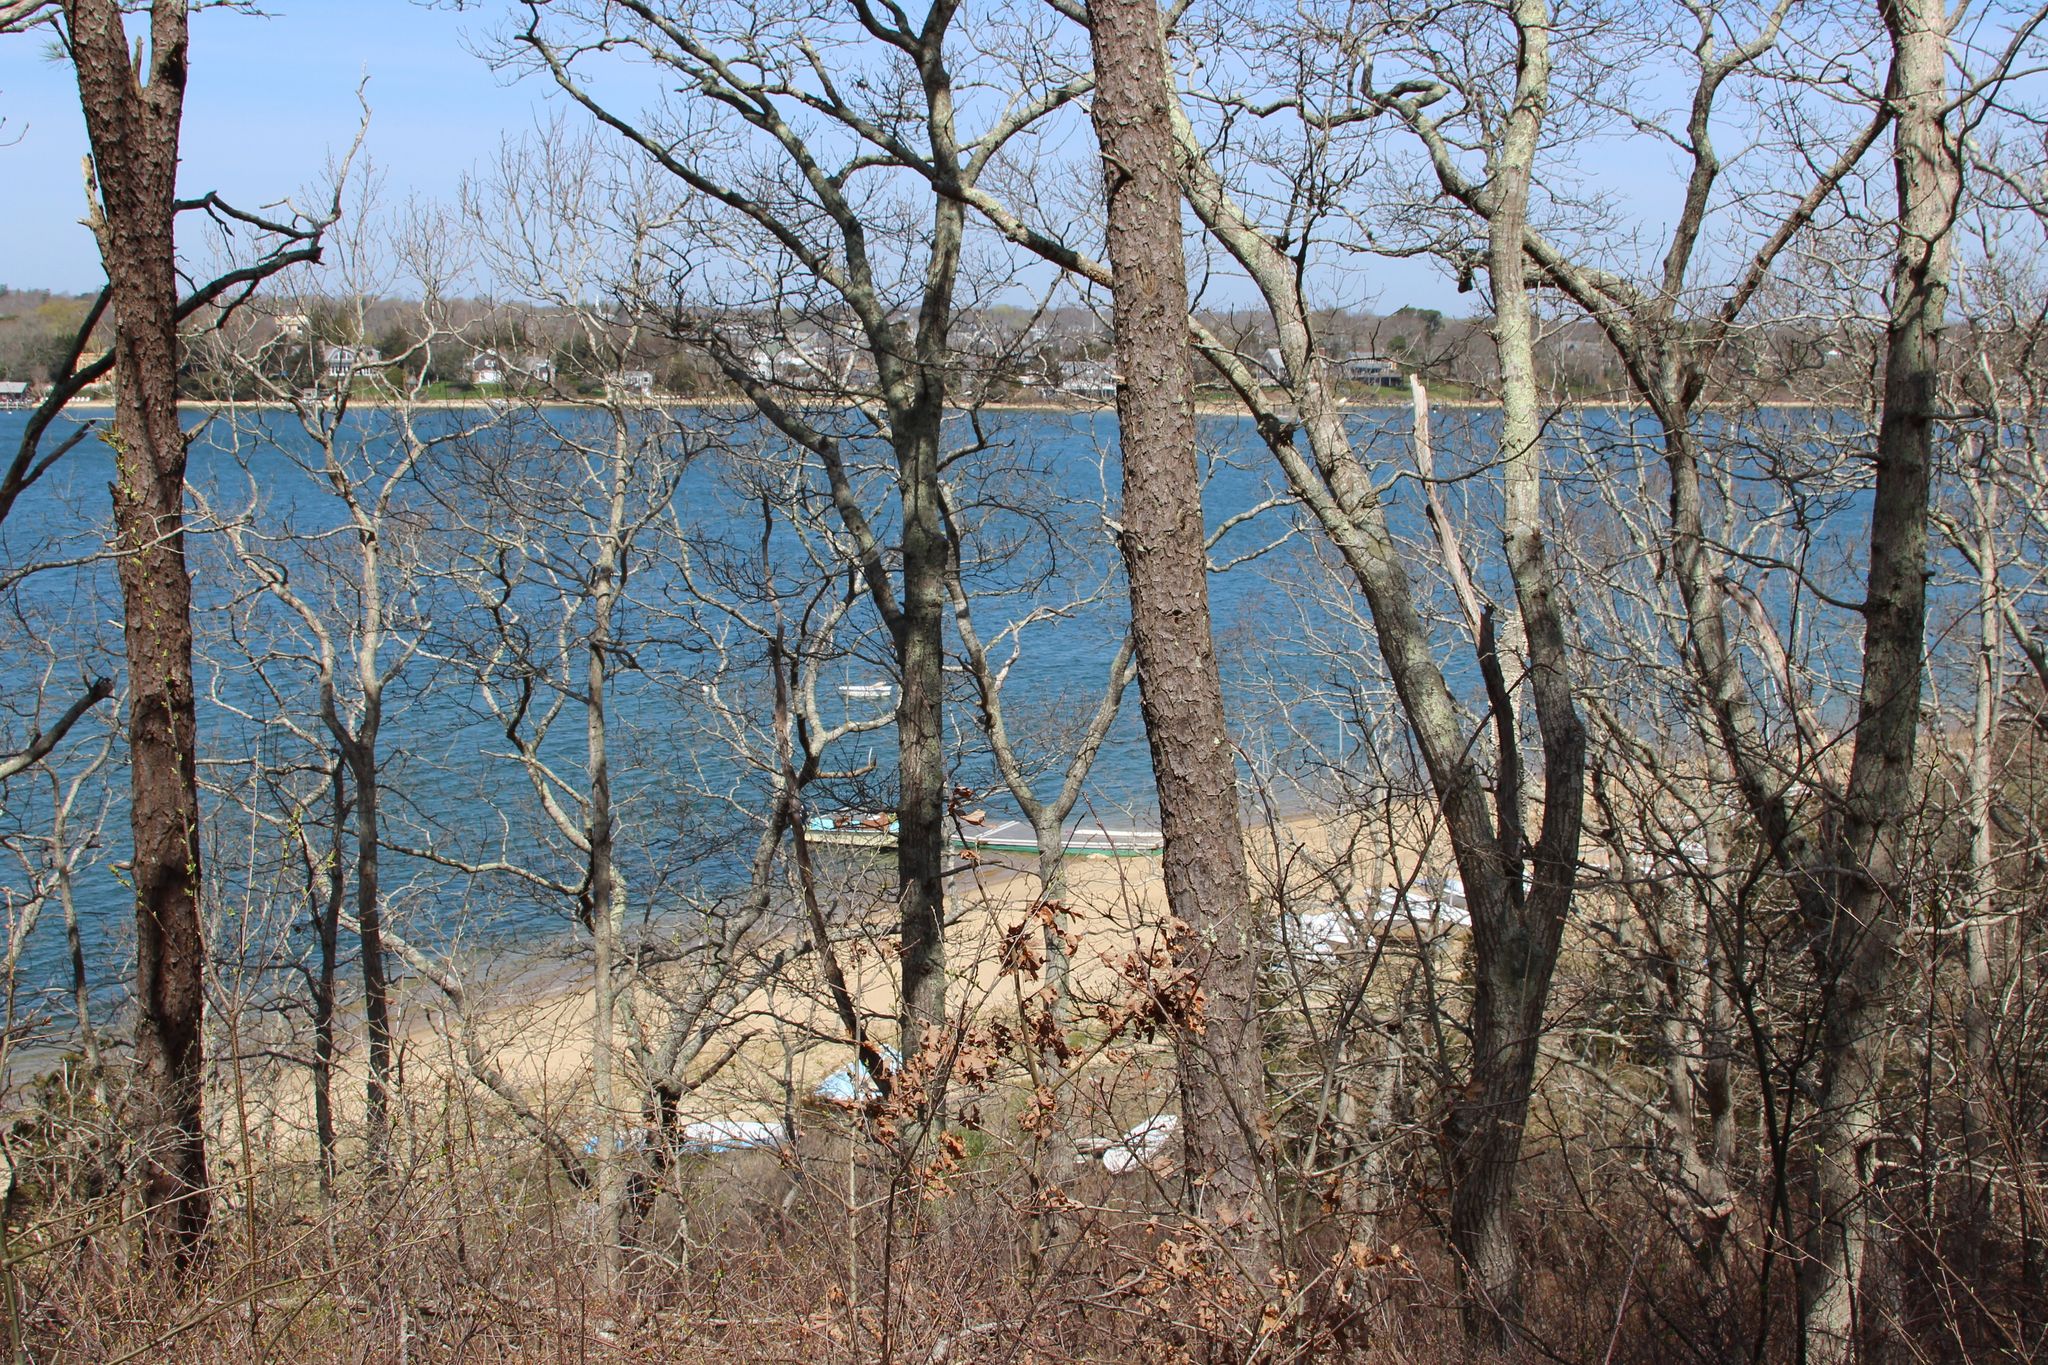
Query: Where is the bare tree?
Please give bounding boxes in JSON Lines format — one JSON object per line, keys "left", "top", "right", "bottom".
{"left": 506, "top": 1, "right": 1102, "bottom": 1111}
{"left": 1786, "top": 3, "right": 1958, "bottom": 1354}
{"left": 1351, "top": 0, "right": 2009, "bottom": 1349}
{"left": 940, "top": 0, "right": 1593, "bottom": 1332}
{"left": 509, "top": 2, "right": 945, "bottom": 1088}
{"left": 1430, "top": 0, "right": 1590, "bottom": 1334}
{"left": 1, "top": 5, "right": 334, "bottom": 787}
{"left": 212, "top": 224, "right": 471, "bottom": 1180}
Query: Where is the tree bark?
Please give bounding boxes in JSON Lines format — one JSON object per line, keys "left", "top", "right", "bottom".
{"left": 1088, "top": 0, "right": 1271, "bottom": 1286}
{"left": 1799, "top": 1, "right": 1955, "bottom": 1355}
{"left": 68, "top": 0, "right": 210, "bottom": 1258}
{"left": 348, "top": 728, "right": 392, "bottom": 1177}
{"left": 342, "top": 536, "right": 393, "bottom": 1178}
{"left": 895, "top": 407, "right": 950, "bottom": 1083}
{"left": 586, "top": 421, "right": 630, "bottom": 1278}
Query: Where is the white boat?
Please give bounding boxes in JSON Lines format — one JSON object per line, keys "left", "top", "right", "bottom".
{"left": 1376, "top": 878, "right": 1471, "bottom": 930}
{"left": 838, "top": 680, "right": 894, "bottom": 700}
{"left": 1076, "top": 1114, "right": 1178, "bottom": 1174}
{"left": 1278, "top": 909, "right": 1369, "bottom": 956}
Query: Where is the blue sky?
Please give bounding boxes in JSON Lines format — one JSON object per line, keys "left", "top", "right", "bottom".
{"left": 0, "top": 2, "right": 555, "bottom": 294}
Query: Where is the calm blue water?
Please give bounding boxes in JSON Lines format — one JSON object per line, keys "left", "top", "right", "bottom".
{"left": 0, "top": 401, "right": 1899, "bottom": 1010}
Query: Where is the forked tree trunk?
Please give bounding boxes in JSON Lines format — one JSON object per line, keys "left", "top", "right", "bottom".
{"left": 1088, "top": 0, "right": 1271, "bottom": 1285}
{"left": 1443, "top": 0, "right": 1588, "bottom": 1343}
{"left": 69, "top": 0, "right": 210, "bottom": 1258}
{"left": 1168, "top": 42, "right": 1591, "bottom": 1341}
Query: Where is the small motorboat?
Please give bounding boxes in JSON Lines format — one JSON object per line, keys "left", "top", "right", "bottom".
{"left": 838, "top": 680, "right": 895, "bottom": 700}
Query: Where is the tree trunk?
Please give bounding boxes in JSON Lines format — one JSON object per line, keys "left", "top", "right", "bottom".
{"left": 313, "top": 754, "right": 345, "bottom": 1195}
{"left": 587, "top": 446, "right": 629, "bottom": 1278}
{"left": 1088, "top": 0, "right": 1271, "bottom": 1285}
{"left": 69, "top": 0, "right": 210, "bottom": 1258}
{"left": 345, "top": 502, "right": 395, "bottom": 1177}
{"left": 1799, "top": 1, "right": 1954, "bottom": 1356}
{"left": 1440, "top": 2, "right": 1588, "bottom": 1345}
{"left": 1961, "top": 447, "right": 1999, "bottom": 1243}
{"left": 350, "top": 724, "right": 392, "bottom": 1178}
{"left": 895, "top": 409, "right": 949, "bottom": 1088}
{"left": 51, "top": 765, "right": 104, "bottom": 1086}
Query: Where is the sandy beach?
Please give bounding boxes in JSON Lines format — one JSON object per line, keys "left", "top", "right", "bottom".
{"left": 224, "top": 804, "right": 1461, "bottom": 1170}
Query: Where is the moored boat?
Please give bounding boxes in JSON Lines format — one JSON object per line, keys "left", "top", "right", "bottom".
{"left": 803, "top": 811, "right": 900, "bottom": 847}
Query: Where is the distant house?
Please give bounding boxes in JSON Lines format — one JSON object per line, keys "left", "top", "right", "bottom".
{"left": 0, "top": 380, "right": 32, "bottom": 409}
{"left": 746, "top": 340, "right": 813, "bottom": 382}
{"left": 1334, "top": 353, "right": 1406, "bottom": 388}
{"left": 606, "top": 370, "right": 656, "bottom": 399}
{"left": 468, "top": 350, "right": 555, "bottom": 388}
{"left": 746, "top": 336, "right": 863, "bottom": 387}
{"left": 322, "top": 345, "right": 385, "bottom": 380}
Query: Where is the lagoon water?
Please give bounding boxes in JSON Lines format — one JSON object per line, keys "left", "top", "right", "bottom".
{"left": 0, "top": 401, "right": 1882, "bottom": 1006}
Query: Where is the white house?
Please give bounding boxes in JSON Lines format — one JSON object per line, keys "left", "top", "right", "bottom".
{"left": 605, "top": 370, "right": 656, "bottom": 398}
{"left": 468, "top": 350, "right": 507, "bottom": 386}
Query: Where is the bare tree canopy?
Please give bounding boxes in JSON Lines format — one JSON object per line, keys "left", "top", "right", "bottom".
{"left": 2, "top": 0, "right": 2047, "bottom": 1357}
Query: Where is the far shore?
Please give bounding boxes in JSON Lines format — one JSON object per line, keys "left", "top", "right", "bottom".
{"left": 32, "top": 393, "right": 1843, "bottom": 417}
